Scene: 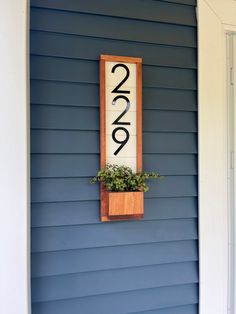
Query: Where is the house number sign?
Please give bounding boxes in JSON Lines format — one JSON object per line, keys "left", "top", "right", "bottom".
{"left": 100, "top": 54, "right": 142, "bottom": 221}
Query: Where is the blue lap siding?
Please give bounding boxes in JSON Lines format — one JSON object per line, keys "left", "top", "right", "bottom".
{"left": 30, "top": 0, "right": 198, "bottom": 313}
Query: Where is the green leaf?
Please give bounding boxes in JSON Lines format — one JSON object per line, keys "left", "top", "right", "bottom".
{"left": 89, "top": 164, "right": 162, "bottom": 192}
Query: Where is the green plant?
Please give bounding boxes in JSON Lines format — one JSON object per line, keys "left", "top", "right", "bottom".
{"left": 90, "top": 164, "right": 162, "bottom": 192}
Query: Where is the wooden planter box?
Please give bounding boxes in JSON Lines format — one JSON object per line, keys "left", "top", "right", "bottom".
{"left": 105, "top": 191, "right": 144, "bottom": 220}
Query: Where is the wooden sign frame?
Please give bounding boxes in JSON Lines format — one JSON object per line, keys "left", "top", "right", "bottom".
{"left": 100, "top": 54, "right": 142, "bottom": 222}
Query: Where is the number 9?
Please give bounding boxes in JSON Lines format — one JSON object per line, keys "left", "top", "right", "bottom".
{"left": 112, "top": 127, "right": 130, "bottom": 156}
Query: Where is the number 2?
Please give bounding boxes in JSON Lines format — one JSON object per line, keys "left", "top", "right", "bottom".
{"left": 112, "top": 95, "right": 130, "bottom": 125}
{"left": 111, "top": 64, "right": 130, "bottom": 94}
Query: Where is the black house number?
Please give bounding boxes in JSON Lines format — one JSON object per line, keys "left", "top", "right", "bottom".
{"left": 111, "top": 64, "right": 131, "bottom": 155}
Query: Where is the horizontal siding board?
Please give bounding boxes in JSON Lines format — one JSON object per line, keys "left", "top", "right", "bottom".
{"left": 32, "top": 284, "right": 198, "bottom": 314}
{"left": 31, "top": 177, "right": 98, "bottom": 203}
{"left": 143, "top": 133, "right": 197, "bottom": 154}
{"left": 31, "top": 130, "right": 99, "bottom": 154}
{"left": 142, "top": 88, "right": 197, "bottom": 111}
{"left": 31, "top": 130, "right": 197, "bottom": 154}
{"left": 31, "top": 200, "right": 101, "bottom": 227}
{"left": 31, "top": 154, "right": 100, "bottom": 178}
{"left": 30, "top": 31, "right": 197, "bottom": 69}
{"left": 31, "top": 197, "right": 197, "bottom": 227}
{"left": 30, "top": 81, "right": 100, "bottom": 107}
{"left": 31, "top": 219, "right": 198, "bottom": 252}
{"left": 131, "top": 304, "right": 198, "bottom": 314}
{"left": 31, "top": 105, "right": 197, "bottom": 132}
{"left": 143, "top": 154, "right": 197, "bottom": 175}
{"left": 159, "top": 0, "right": 196, "bottom": 6}
{"left": 30, "top": 105, "right": 100, "bottom": 131}
{"left": 31, "top": 80, "right": 197, "bottom": 111}
{"left": 147, "top": 176, "right": 197, "bottom": 198}
{"left": 31, "top": 154, "right": 197, "bottom": 178}
{"left": 143, "top": 110, "right": 196, "bottom": 132}
{"left": 144, "top": 66, "right": 196, "bottom": 90}
{"left": 32, "top": 262, "right": 198, "bottom": 302}
{"left": 30, "top": 56, "right": 197, "bottom": 90}
{"left": 30, "top": 0, "right": 198, "bottom": 311}
{"left": 31, "top": 176, "right": 197, "bottom": 203}
{"left": 31, "top": 154, "right": 99, "bottom": 178}
{"left": 30, "top": 0, "right": 197, "bottom": 26}
{"left": 30, "top": 8, "right": 197, "bottom": 48}
{"left": 31, "top": 240, "right": 198, "bottom": 277}
{"left": 30, "top": 56, "right": 98, "bottom": 84}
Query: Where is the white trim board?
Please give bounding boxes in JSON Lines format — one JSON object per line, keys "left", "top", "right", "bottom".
{"left": 0, "top": 1, "right": 30, "bottom": 314}
{"left": 198, "top": 0, "right": 236, "bottom": 313}
{"left": 226, "top": 32, "right": 236, "bottom": 314}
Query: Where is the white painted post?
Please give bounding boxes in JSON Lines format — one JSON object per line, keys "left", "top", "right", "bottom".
{"left": 0, "top": 1, "right": 30, "bottom": 314}
{"left": 198, "top": 1, "right": 228, "bottom": 313}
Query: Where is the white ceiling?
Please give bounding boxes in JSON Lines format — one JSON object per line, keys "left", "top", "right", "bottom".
{"left": 203, "top": 0, "right": 236, "bottom": 25}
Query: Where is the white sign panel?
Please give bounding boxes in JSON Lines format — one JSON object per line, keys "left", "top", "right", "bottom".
{"left": 100, "top": 55, "right": 142, "bottom": 173}
{"left": 105, "top": 61, "right": 137, "bottom": 170}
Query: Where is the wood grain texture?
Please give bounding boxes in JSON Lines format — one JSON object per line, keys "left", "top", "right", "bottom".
{"left": 108, "top": 191, "right": 144, "bottom": 218}
{"left": 100, "top": 54, "right": 142, "bottom": 63}
{"left": 100, "top": 58, "right": 106, "bottom": 168}
{"left": 99, "top": 57, "right": 107, "bottom": 221}
{"left": 100, "top": 55, "right": 143, "bottom": 221}
{"left": 137, "top": 61, "right": 142, "bottom": 171}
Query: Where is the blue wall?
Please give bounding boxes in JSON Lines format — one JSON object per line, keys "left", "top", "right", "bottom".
{"left": 30, "top": 0, "right": 198, "bottom": 313}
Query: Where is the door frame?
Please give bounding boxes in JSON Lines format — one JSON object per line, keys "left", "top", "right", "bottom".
{"left": 198, "top": 1, "right": 236, "bottom": 313}
{"left": 227, "top": 32, "right": 236, "bottom": 314}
